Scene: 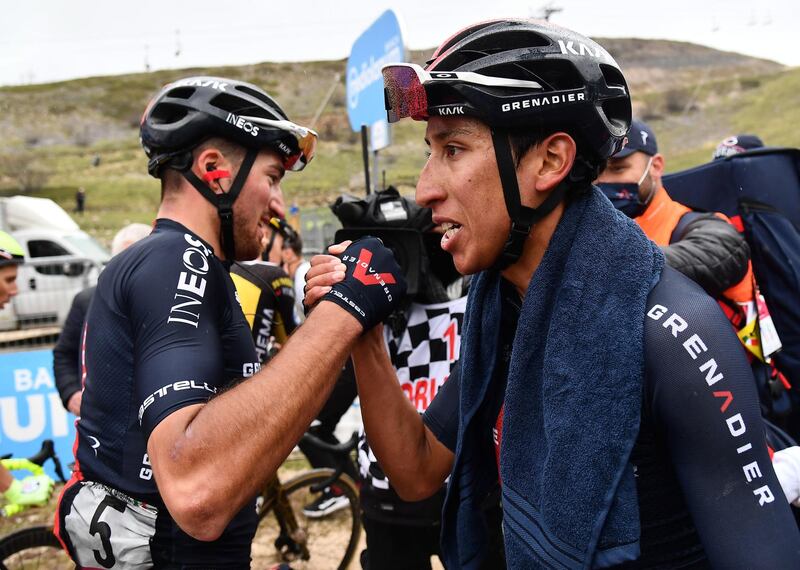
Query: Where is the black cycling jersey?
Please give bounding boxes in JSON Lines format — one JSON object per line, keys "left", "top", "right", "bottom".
{"left": 424, "top": 266, "right": 800, "bottom": 568}
{"left": 58, "top": 219, "right": 262, "bottom": 567}
{"left": 231, "top": 261, "right": 297, "bottom": 362}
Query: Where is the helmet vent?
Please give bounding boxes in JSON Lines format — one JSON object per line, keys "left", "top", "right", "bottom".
{"left": 210, "top": 92, "right": 264, "bottom": 116}
{"left": 600, "top": 64, "right": 626, "bottom": 89}
{"left": 465, "top": 30, "right": 550, "bottom": 52}
{"left": 601, "top": 98, "right": 632, "bottom": 131}
{"left": 150, "top": 103, "right": 189, "bottom": 125}
{"left": 482, "top": 59, "right": 582, "bottom": 91}
{"left": 234, "top": 85, "right": 285, "bottom": 118}
{"left": 167, "top": 86, "right": 195, "bottom": 100}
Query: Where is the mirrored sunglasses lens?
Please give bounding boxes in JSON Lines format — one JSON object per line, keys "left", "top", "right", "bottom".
{"left": 383, "top": 66, "right": 428, "bottom": 123}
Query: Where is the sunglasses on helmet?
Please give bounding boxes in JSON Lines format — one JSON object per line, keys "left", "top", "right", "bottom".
{"left": 381, "top": 63, "right": 543, "bottom": 123}
{"left": 238, "top": 116, "right": 318, "bottom": 171}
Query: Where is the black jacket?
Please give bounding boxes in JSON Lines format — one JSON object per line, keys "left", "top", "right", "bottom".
{"left": 664, "top": 213, "right": 750, "bottom": 299}
{"left": 52, "top": 285, "right": 95, "bottom": 409}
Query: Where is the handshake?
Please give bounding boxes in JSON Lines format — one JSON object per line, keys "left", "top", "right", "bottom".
{"left": 305, "top": 237, "right": 407, "bottom": 331}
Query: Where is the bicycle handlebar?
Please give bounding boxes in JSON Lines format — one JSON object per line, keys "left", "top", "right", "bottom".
{"left": 299, "top": 431, "right": 359, "bottom": 492}
{"left": 2, "top": 440, "right": 68, "bottom": 483}
{"left": 299, "top": 431, "right": 358, "bottom": 456}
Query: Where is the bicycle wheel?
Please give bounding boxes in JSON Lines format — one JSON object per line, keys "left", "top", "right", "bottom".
{"left": 252, "top": 469, "right": 361, "bottom": 570}
{"left": 0, "top": 525, "right": 72, "bottom": 570}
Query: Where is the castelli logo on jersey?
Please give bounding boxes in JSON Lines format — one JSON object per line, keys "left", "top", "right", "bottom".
{"left": 225, "top": 113, "right": 260, "bottom": 137}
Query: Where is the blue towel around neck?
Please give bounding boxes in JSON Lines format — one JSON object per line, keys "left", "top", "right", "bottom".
{"left": 440, "top": 187, "right": 664, "bottom": 569}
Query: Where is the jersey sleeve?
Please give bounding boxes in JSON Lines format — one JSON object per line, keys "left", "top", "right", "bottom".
{"left": 124, "top": 240, "right": 227, "bottom": 440}
{"left": 423, "top": 361, "right": 460, "bottom": 452}
{"left": 644, "top": 268, "right": 800, "bottom": 565}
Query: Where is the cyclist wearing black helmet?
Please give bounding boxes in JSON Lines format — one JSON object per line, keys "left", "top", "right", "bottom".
{"left": 56, "top": 76, "right": 407, "bottom": 568}
{"left": 306, "top": 20, "right": 800, "bottom": 568}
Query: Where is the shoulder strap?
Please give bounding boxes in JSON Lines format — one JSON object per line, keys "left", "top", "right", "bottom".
{"left": 669, "top": 211, "right": 707, "bottom": 244}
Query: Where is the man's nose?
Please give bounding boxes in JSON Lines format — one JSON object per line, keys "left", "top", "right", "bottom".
{"left": 415, "top": 162, "right": 445, "bottom": 208}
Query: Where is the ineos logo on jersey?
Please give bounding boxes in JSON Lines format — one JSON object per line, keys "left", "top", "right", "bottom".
{"left": 647, "top": 303, "right": 776, "bottom": 507}
{"left": 168, "top": 234, "right": 210, "bottom": 328}
{"left": 138, "top": 380, "right": 217, "bottom": 424}
{"left": 225, "top": 112, "right": 260, "bottom": 137}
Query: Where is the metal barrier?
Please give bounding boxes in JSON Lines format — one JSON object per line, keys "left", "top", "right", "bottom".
{"left": 298, "top": 207, "right": 342, "bottom": 255}
{"left": 0, "top": 257, "right": 103, "bottom": 349}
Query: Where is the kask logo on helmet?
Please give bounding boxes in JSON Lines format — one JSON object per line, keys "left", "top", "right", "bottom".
{"left": 557, "top": 40, "right": 610, "bottom": 61}
{"left": 174, "top": 78, "right": 229, "bottom": 92}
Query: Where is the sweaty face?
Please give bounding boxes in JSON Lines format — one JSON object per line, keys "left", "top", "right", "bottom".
{"left": 0, "top": 265, "right": 19, "bottom": 309}
{"left": 416, "top": 116, "right": 511, "bottom": 275}
{"left": 231, "top": 150, "right": 286, "bottom": 261}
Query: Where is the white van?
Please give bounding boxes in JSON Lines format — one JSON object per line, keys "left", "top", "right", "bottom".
{"left": 0, "top": 196, "right": 110, "bottom": 330}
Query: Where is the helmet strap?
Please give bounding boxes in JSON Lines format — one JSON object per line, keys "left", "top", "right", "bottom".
{"left": 181, "top": 147, "right": 259, "bottom": 261}
{"left": 490, "top": 128, "right": 565, "bottom": 270}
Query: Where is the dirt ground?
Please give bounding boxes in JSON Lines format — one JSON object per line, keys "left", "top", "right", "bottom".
{"left": 0, "top": 469, "right": 445, "bottom": 569}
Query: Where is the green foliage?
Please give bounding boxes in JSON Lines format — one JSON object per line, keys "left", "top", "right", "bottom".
{"left": 0, "top": 46, "right": 797, "bottom": 245}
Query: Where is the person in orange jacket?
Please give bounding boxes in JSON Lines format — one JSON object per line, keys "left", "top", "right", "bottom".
{"left": 596, "top": 119, "right": 790, "bottom": 426}
{"left": 595, "top": 119, "right": 753, "bottom": 303}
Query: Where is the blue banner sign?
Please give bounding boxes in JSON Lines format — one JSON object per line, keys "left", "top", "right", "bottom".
{"left": 346, "top": 9, "right": 405, "bottom": 132}
{"left": 0, "top": 349, "right": 75, "bottom": 480}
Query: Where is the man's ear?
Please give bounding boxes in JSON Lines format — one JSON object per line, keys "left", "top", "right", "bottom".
{"left": 195, "top": 148, "right": 228, "bottom": 193}
{"left": 517, "top": 132, "right": 576, "bottom": 205}
{"left": 650, "top": 153, "right": 665, "bottom": 177}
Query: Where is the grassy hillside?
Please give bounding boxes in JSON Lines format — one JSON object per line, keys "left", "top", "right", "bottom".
{"left": 0, "top": 39, "right": 796, "bottom": 245}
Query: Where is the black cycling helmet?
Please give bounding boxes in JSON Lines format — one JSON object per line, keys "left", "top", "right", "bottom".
{"left": 140, "top": 76, "right": 317, "bottom": 260}
{"left": 382, "top": 19, "right": 631, "bottom": 268}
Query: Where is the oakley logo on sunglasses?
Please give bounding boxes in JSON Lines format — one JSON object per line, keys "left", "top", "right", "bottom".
{"left": 225, "top": 113, "right": 260, "bottom": 137}
{"left": 501, "top": 91, "right": 586, "bottom": 113}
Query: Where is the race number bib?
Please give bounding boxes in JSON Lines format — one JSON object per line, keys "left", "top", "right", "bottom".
{"left": 63, "top": 481, "right": 157, "bottom": 569}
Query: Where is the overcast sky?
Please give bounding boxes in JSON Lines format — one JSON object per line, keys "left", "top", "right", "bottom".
{"left": 3, "top": 0, "right": 796, "bottom": 86}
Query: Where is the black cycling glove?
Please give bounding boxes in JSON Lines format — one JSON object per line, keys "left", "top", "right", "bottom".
{"left": 322, "top": 237, "right": 407, "bottom": 331}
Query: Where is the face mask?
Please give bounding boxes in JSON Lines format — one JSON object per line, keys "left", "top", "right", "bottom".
{"left": 597, "top": 156, "right": 655, "bottom": 218}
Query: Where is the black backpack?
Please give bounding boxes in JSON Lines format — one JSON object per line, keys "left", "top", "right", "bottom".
{"left": 664, "top": 148, "right": 800, "bottom": 410}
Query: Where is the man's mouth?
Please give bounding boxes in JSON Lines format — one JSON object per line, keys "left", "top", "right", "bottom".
{"left": 441, "top": 222, "right": 462, "bottom": 240}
